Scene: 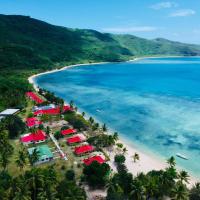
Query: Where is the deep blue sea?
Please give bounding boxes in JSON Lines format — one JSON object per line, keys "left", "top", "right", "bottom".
{"left": 34, "top": 57, "right": 200, "bottom": 178}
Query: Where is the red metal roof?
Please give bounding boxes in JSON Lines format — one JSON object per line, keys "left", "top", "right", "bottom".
{"left": 34, "top": 105, "right": 72, "bottom": 116}
{"left": 26, "top": 92, "right": 44, "bottom": 104}
{"left": 26, "top": 117, "right": 42, "bottom": 127}
{"left": 61, "top": 128, "right": 76, "bottom": 136}
{"left": 83, "top": 155, "right": 105, "bottom": 165}
{"left": 74, "top": 145, "right": 94, "bottom": 155}
{"left": 20, "top": 130, "right": 47, "bottom": 143}
{"left": 67, "top": 135, "right": 83, "bottom": 144}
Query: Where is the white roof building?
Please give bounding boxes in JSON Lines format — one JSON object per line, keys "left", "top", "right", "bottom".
{"left": 0, "top": 108, "right": 20, "bottom": 121}
{"left": 0, "top": 108, "right": 20, "bottom": 116}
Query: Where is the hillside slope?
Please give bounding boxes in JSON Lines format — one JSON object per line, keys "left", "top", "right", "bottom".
{"left": 1, "top": 14, "right": 200, "bottom": 110}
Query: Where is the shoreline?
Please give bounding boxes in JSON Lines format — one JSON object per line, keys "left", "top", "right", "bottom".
{"left": 28, "top": 57, "right": 199, "bottom": 187}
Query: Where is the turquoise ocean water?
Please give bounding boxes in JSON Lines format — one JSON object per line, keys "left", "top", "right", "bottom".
{"left": 34, "top": 57, "right": 200, "bottom": 178}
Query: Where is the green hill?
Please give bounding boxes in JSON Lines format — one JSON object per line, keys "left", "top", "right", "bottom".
{"left": 1, "top": 14, "right": 200, "bottom": 110}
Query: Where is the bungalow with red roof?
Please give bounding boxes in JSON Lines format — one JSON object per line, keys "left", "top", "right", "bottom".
{"left": 67, "top": 134, "right": 86, "bottom": 145}
{"left": 61, "top": 128, "right": 76, "bottom": 136}
{"left": 26, "top": 117, "right": 42, "bottom": 128}
{"left": 34, "top": 105, "right": 72, "bottom": 116}
{"left": 26, "top": 92, "right": 44, "bottom": 104}
{"left": 83, "top": 155, "right": 105, "bottom": 165}
{"left": 74, "top": 144, "right": 94, "bottom": 155}
{"left": 20, "top": 130, "right": 47, "bottom": 145}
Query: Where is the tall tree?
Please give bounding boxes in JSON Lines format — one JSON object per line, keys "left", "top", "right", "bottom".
{"left": 16, "top": 148, "right": 27, "bottom": 171}
{"left": 0, "top": 131, "right": 14, "bottom": 170}
{"left": 178, "top": 170, "right": 189, "bottom": 184}
{"left": 189, "top": 182, "right": 200, "bottom": 200}
{"left": 167, "top": 156, "right": 176, "bottom": 168}
{"left": 28, "top": 149, "right": 39, "bottom": 166}
{"left": 172, "top": 182, "right": 189, "bottom": 200}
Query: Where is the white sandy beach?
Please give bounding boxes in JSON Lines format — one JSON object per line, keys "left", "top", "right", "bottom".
{"left": 28, "top": 58, "right": 199, "bottom": 188}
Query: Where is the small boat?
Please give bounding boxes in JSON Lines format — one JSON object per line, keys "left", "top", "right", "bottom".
{"left": 176, "top": 153, "right": 188, "bottom": 160}
{"left": 96, "top": 109, "right": 101, "bottom": 113}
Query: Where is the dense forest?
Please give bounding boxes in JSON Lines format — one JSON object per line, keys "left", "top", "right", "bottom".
{"left": 1, "top": 14, "right": 200, "bottom": 110}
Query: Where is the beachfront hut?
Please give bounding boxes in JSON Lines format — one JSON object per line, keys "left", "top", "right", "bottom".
{"left": 28, "top": 145, "right": 53, "bottom": 165}
{"left": 83, "top": 155, "right": 105, "bottom": 165}
{"left": 26, "top": 117, "right": 42, "bottom": 128}
{"left": 74, "top": 144, "right": 94, "bottom": 155}
{"left": 26, "top": 92, "right": 44, "bottom": 104}
{"left": 61, "top": 128, "right": 76, "bottom": 136}
{"left": 67, "top": 134, "right": 86, "bottom": 145}
{"left": 34, "top": 105, "right": 72, "bottom": 116}
{"left": 20, "top": 130, "right": 47, "bottom": 145}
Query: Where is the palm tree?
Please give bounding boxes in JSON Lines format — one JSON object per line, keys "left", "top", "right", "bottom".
{"left": 12, "top": 176, "right": 31, "bottom": 200}
{"left": 25, "top": 168, "right": 44, "bottom": 200}
{"left": 89, "top": 117, "right": 94, "bottom": 124}
{"left": 133, "top": 153, "right": 140, "bottom": 163}
{"left": 46, "top": 126, "right": 50, "bottom": 135}
{"left": 123, "top": 147, "right": 128, "bottom": 154}
{"left": 16, "top": 149, "right": 27, "bottom": 171}
{"left": 82, "top": 112, "right": 85, "bottom": 117}
{"left": 172, "top": 182, "right": 189, "bottom": 200}
{"left": 167, "top": 156, "right": 176, "bottom": 168}
{"left": 189, "top": 182, "right": 200, "bottom": 200}
{"left": 130, "top": 179, "right": 146, "bottom": 200}
{"left": 102, "top": 123, "right": 107, "bottom": 132}
{"left": 178, "top": 170, "right": 189, "bottom": 184}
{"left": 113, "top": 132, "right": 119, "bottom": 141}
{"left": 69, "top": 100, "right": 74, "bottom": 108}
{"left": 28, "top": 149, "right": 39, "bottom": 166}
{"left": 0, "top": 131, "right": 14, "bottom": 170}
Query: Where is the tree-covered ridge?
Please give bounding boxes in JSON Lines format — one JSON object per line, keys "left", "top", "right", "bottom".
{"left": 1, "top": 14, "right": 200, "bottom": 72}
{"left": 1, "top": 14, "right": 200, "bottom": 110}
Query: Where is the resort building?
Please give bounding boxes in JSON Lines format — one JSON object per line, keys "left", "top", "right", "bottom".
{"left": 20, "top": 130, "right": 47, "bottom": 145}
{"left": 28, "top": 145, "right": 53, "bottom": 165}
{"left": 74, "top": 144, "right": 94, "bottom": 155}
{"left": 61, "top": 128, "right": 76, "bottom": 136}
{"left": 26, "top": 91, "right": 44, "bottom": 104}
{"left": 0, "top": 108, "right": 20, "bottom": 121}
{"left": 26, "top": 117, "right": 42, "bottom": 128}
{"left": 67, "top": 134, "right": 86, "bottom": 145}
{"left": 34, "top": 105, "right": 72, "bottom": 116}
{"left": 83, "top": 155, "right": 105, "bottom": 165}
{"left": 32, "top": 104, "right": 55, "bottom": 112}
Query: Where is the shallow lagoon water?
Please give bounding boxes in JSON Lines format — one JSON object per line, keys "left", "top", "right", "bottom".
{"left": 35, "top": 57, "right": 200, "bottom": 178}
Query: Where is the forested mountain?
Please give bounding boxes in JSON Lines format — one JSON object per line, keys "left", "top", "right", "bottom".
{"left": 1, "top": 14, "right": 200, "bottom": 110}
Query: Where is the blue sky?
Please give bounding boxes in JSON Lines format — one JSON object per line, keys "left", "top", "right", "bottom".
{"left": 0, "top": 0, "right": 200, "bottom": 44}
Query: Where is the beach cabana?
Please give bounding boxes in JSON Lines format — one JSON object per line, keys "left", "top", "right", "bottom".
{"left": 28, "top": 145, "right": 53, "bottom": 165}
{"left": 61, "top": 128, "right": 76, "bottom": 136}
{"left": 34, "top": 105, "right": 72, "bottom": 116}
{"left": 74, "top": 144, "right": 94, "bottom": 155}
{"left": 83, "top": 155, "right": 105, "bottom": 165}
{"left": 26, "top": 92, "right": 44, "bottom": 104}
{"left": 20, "top": 130, "right": 47, "bottom": 145}
{"left": 67, "top": 134, "right": 86, "bottom": 145}
{"left": 26, "top": 117, "right": 42, "bottom": 127}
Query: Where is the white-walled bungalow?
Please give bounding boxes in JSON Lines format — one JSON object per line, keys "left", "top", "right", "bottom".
{"left": 20, "top": 130, "right": 47, "bottom": 145}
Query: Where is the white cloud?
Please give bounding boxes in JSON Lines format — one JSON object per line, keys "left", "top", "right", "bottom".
{"left": 169, "top": 9, "right": 196, "bottom": 17}
{"left": 150, "top": 1, "right": 177, "bottom": 10}
{"left": 102, "top": 26, "right": 157, "bottom": 33}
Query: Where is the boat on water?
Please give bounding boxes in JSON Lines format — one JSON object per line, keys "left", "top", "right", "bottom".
{"left": 176, "top": 153, "right": 188, "bottom": 160}
{"left": 96, "top": 109, "right": 101, "bottom": 113}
